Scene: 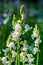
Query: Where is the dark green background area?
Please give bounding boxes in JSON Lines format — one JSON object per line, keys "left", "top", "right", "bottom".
{"left": 0, "top": 0, "right": 43, "bottom": 65}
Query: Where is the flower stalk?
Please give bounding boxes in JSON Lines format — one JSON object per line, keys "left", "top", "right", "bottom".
{"left": 36, "top": 39, "right": 40, "bottom": 65}
{"left": 23, "top": 61, "right": 25, "bottom": 65}
{"left": 16, "top": 40, "right": 20, "bottom": 65}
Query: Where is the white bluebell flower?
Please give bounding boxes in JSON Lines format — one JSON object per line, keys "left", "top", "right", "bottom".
{"left": 2, "top": 48, "right": 9, "bottom": 56}
{"left": 33, "top": 47, "right": 38, "bottom": 54}
{"left": 7, "top": 42, "right": 16, "bottom": 49}
{"left": 20, "top": 52, "right": 27, "bottom": 62}
{"left": 12, "top": 31, "right": 21, "bottom": 41}
{"left": 27, "top": 54, "right": 34, "bottom": 63}
{"left": 31, "top": 25, "right": 39, "bottom": 39}
{"left": 1, "top": 57, "right": 7, "bottom": 65}
{"left": 14, "top": 23, "right": 22, "bottom": 32}
{"left": 21, "top": 44, "right": 29, "bottom": 51}
{"left": 34, "top": 36, "right": 41, "bottom": 47}
{"left": 6, "top": 61, "right": 11, "bottom": 65}
{"left": 12, "top": 50, "right": 16, "bottom": 58}
{"left": 25, "top": 24, "right": 32, "bottom": 32}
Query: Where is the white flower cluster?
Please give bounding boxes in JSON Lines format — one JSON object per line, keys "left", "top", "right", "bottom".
{"left": 31, "top": 24, "right": 41, "bottom": 54}
{"left": 0, "top": 20, "right": 34, "bottom": 65}
{"left": 0, "top": 5, "right": 41, "bottom": 65}
{"left": 0, "top": 24, "right": 41, "bottom": 65}
{"left": 20, "top": 51, "right": 34, "bottom": 65}
{"left": 0, "top": 16, "right": 22, "bottom": 65}
{"left": 12, "top": 23, "right": 22, "bottom": 41}
{"left": 20, "top": 40, "right": 34, "bottom": 65}
{"left": 0, "top": 16, "right": 32, "bottom": 65}
{"left": 0, "top": 57, "right": 11, "bottom": 65}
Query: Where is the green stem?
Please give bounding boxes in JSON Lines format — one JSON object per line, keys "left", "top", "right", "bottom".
{"left": 16, "top": 40, "right": 20, "bottom": 65}
{"left": 18, "top": 52, "right": 20, "bottom": 65}
{"left": 23, "top": 61, "right": 25, "bottom": 65}
{"left": 18, "top": 40, "right": 20, "bottom": 65}
{"left": 22, "top": 52, "right": 26, "bottom": 65}
{"left": 36, "top": 43, "right": 39, "bottom": 65}
{"left": 16, "top": 54, "right": 18, "bottom": 65}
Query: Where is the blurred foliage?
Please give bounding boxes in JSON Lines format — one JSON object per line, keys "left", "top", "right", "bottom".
{"left": 0, "top": 1, "right": 43, "bottom": 65}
